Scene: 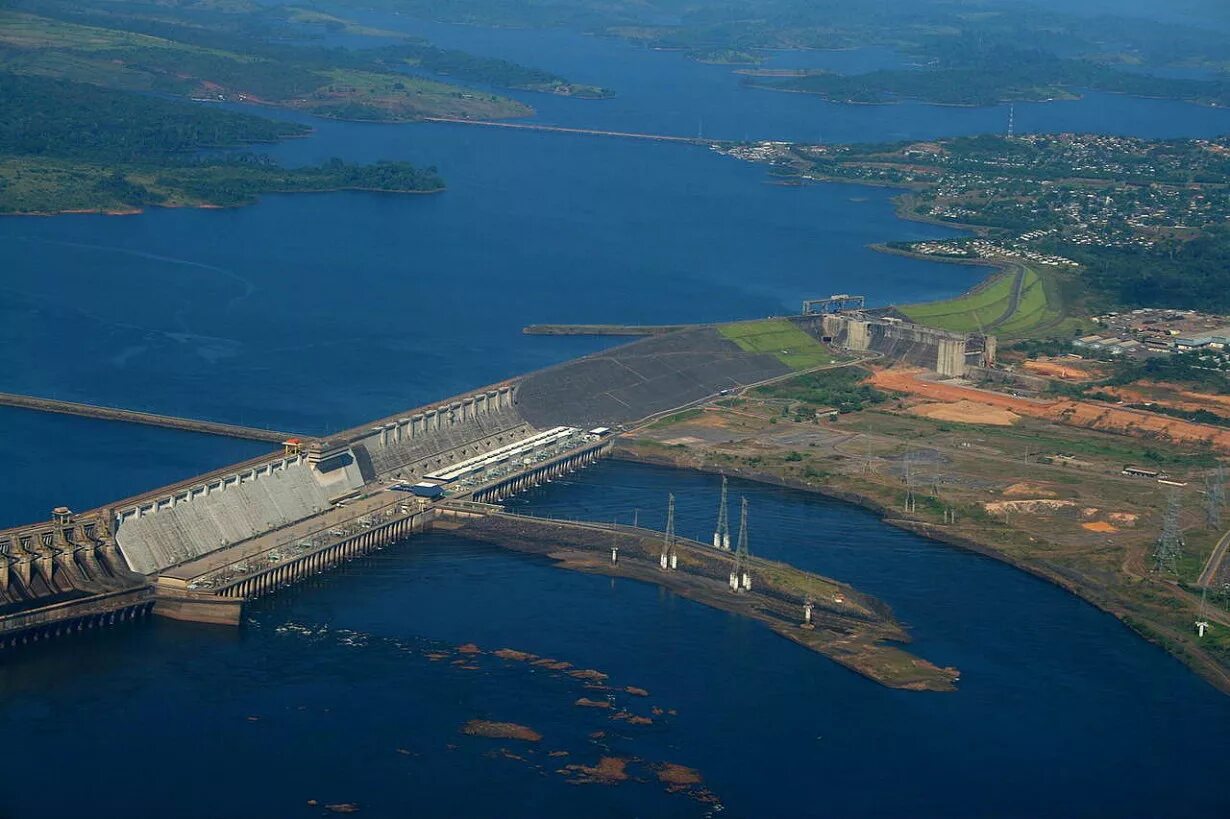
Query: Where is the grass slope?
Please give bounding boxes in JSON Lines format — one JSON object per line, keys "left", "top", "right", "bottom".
{"left": 901, "top": 267, "right": 1083, "bottom": 339}
{"left": 720, "top": 319, "right": 833, "bottom": 370}
{"left": 900, "top": 270, "right": 1018, "bottom": 333}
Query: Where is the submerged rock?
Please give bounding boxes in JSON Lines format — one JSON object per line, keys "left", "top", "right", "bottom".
{"left": 461, "top": 720, "right": 543, "bottom": 742}
{"left": 575, "top": 697, "right": 612, "bottom": 709}
{"left": 562, "top": 756, "right": 629, "bottom": 785}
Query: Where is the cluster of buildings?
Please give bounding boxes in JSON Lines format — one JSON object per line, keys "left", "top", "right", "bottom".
{"left": 903, "top": 235, "right": 1078, "bottom": 267}
{"left": 1077, "top": 308, "right": 1230, "bottom": 358}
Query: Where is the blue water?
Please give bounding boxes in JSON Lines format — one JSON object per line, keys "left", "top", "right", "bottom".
{"left": 330, "top": 9, "right": 1230, "bottom": 142}
{"left": 3, "top": 461, "right": 1229, "bottom": 818}
{"left": 0, "top": 123, "right": 988, "bottom": 433}
{"left": 3, "top": 14, "right": 1230, "bottom": 818}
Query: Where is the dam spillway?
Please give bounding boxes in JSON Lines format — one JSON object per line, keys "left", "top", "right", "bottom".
{"left": 0, "top": 323, "right": 812, "bottom": 650}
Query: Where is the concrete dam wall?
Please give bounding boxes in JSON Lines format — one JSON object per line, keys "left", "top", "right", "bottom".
{"left": 812, "top": 315, "right": 995, "bottom": 377}
{"left": 115, "top": 452, "right": 366, "bottom": 575}
{"left": 515, "top": 327, "right": 792, "bottom": 429}
{"left": 113, "top": 385, "right": 531, "bottom": 576}
{"left": 350, "top": 386, "right": 531, "bottom": 481}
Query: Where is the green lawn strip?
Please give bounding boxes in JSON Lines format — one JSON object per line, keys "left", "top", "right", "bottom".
{"left": 900, "top": 271, "right": 1017, "bottom": 332}
{"left": 719, "top": 319, "right": 833, "bottom": 370}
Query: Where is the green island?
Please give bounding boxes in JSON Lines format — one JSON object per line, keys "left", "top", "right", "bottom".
{"left": 0, "top": 73, "right": 442, "bottom": 214}
{"left": 25, "top": 0, "right": 612, "bottom": 100}
{"left": 333, "top": 0, "right": 1230, "bottom": 107}
{"left": 743, "top": 41, "right": 1230, "bottom": 108}
{"left": 0, "top": 7, "right": 524, "bottom": 122}
{"left": 0, "top": 0, "right": 616, "bottom": 214}
{"left": 3, "top": 0, "right": 610, "bottom": 110}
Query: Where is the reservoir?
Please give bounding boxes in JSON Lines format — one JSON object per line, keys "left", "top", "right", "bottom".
{"left": 2, "top": 12, "right": 1229, "bottom": 818}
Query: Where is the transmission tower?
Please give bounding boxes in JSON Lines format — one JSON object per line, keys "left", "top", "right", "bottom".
{"left": 660, "top": 494, "right": 677, "bottom": 570}
{"left": 1196, "top": 585, "right": 1211, "bottom": 638}
{"left": 903, "top": 454, "right": 917, "bottom": 514}
{"left": 1152, "top": 490, "right": 1185, "bottom": 575}
{"left": 1205, "top": 464, "right": 1225, "bottom": 527}
{"left": 730, "top": 497, "right": 751, "bottom": 592}
{"left": 1007, "top": 103, "right": 1015, "bottom": 137}
{"left": 713, "top": 475, "right": 731, "bottom": 550}
{"left": 934, "top": 475, "right": 955, "bottom": 524}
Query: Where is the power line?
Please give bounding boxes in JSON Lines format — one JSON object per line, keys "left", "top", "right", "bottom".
{"left": 1205, "top": 463, "right": 1225, "bottom": 527}
{"left": 1152, "top": 490, "right": 1185, "bottom": 575}
{"left": 713, "top": 475, "right": 731, "bottom": 550}
{"left": 730, "top": 497, "right": 751, "bottom": 592}
{"left": 659, "top": 493, "right": 677, "bottom": 570}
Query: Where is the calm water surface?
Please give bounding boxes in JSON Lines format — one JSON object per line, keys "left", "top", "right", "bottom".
{"left": 2, "top": 16, "right": 1229, "bottom": 819}
{"left": 3, "top": 462, "right": 1229, "bottom": 818}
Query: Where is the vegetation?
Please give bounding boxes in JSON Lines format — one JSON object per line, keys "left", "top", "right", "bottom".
{"left": 748, "top": 43, "right": 1230, "bottom": 108}
{"left": 8, "top": 0, "right": 612, "bottom": 101}
{"left": 1011, "top": 339, "right": 1079, "bottom": 359}
{"left": 900, "top": 271, "right": 1019, "bottom": 333}
{"left": 1058, "top": 227, "right": 1230, "bottom": 313}
{"left": 1105, "top": 353, "right": 1230, "bottom": 395}
{"left": 0, "top": 4, "right": 532, "bottom": 122}
{"left": 627, "top": 366, "right": 1230, "bottom": 693}
{"left": 334, "top": 0, "right": 1230, "bottom": 66}
{"left": 0, "top": 73, "right": 442, "bottom": 214}
{"left": 729, "top": 132, "right": 1230, "bottom": 314}
{"left": 0, "top": 73, "right": 306, "bottom": 160}
{"left": 752, "top": 367, "right": 886, "bottom": 413}
{"left": 335, "top": 0, "right": 1230, "bottom": 108}
{"left": 719, "top": 319, "right": 833, "bottom": 370}
{"left": 898, "top": 267, "right": 1072, "bottom": 339}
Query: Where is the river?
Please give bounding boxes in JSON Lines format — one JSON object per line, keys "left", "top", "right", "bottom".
{"left": 2, "top": 11, "right": 1229, "bottom": 818}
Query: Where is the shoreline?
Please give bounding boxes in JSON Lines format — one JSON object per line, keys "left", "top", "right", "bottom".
{"left": 612, "top": 445, "right": 1230, "bottom": 696}
{"left": 1, "top": 184, "right": 446, "bottom": 218}
{"left": 446, "top": 513, "right": 960, "bottom": 692}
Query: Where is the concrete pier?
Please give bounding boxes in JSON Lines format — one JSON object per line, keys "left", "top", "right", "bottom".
{"left": 0, "top": 391, "right": 300, "bottom": 443}
{"left": 146, "top": 433, "right": 614, "bottom": 621}
{"left": 0, "top": 586, "right": 153, "bottom": 651}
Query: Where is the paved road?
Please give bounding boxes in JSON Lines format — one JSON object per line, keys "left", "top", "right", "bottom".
{"left": 1198, "top": 527, "right": 1230, "bottom": 587}
{"left": 424, "top": 117, "right": 716, "bottom": 145}
{"left": 988, "top": 266, "right": 1027, "bottom": 330}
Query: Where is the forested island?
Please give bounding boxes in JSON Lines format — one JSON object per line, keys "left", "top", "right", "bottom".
{"left": 0, "top": 0, "right": 611, "bottom": 125}
{"left": 0, "top": 0, "right": 619, "bottom": 214}
{"left": 0, "top": 74, "right": 442, "bottom": 214}
{"left": 334, "top": 0, "right": 1230, "bottom": 108}
{"left": 743, "top": 43, "right": 1230, "bottom": 108}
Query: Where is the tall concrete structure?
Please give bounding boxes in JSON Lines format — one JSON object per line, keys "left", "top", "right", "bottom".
{"left": 1, "top": 322, "right": 807, "bottom": 650}
{"left": 813, "top": 314, "right": 995, "bottom": 377}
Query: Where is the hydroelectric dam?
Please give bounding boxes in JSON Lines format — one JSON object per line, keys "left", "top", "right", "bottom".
{"left": 0, "top": 323, "right": 809, "bottom": 649}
